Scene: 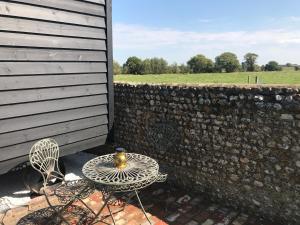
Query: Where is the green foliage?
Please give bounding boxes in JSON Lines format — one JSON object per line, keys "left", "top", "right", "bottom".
{"left": 142, "top": 58, "right": 168, "bottom": 74}
{"left": 123, "top": 56, "right": 144, "bottom": 75}
{"left": 168, "top": 63, "right": 181, "bottom": 74}
{"left": 244, "top": 53, "right": 259, "bottom": 72}
{"left": 295, "top": 66, "right": 300, "bottom": 71}
{"left": 142, "top": 59, "right": 152, "bottom": 74}
{"left": 187, "top": 54, "right": 214, "bottom": 73}
{"left": 179, "top": 64, "right": 190, "bottom": 74}
{"left": 113, "top": 60, "right": 122, "bottom": 75}
{"left": 167, "top": 63, "right": 190, "bottom": 74}
{"left": 254, "top": 64, "right": 262, "bottom": 72}
{"left": 215, "top": 52, "right": 240, "bottom": 73}
{"left": 241, "top": 62, "right": 247, "bottom": 72}
{"left": 265, "top": 61, "right": 282, "bottom": 71}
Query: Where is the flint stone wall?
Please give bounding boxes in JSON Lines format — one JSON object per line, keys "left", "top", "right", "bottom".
{"left": 114, "top": 83, "right": 300, "bottom": 224}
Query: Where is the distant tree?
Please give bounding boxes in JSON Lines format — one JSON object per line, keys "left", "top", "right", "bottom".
{"left": 254, "top": 65, "right": 262, "bottom": 72}
{"left": 241, "top": 62, "right": 247, "bottom": 72}
{"left": 142, "top": 59, "right": 152, "bottom": 74}
{"left": 286, "top": 63, "right": 293, "bottom": 67}
{"left": 261, "top": 65, "right": 265, "bottom": 71}
{"left": 142, "top": 58, "right": 168, "bottom": 74}
{"left": 179, "top": 64, "right": 190, "bottom": 74}
{"left": 113, "top": 61, "right": 122, "bottom": 75}
{"left": 265, "top": 61, "right": 282, "bottom": 71}
{"left": 150, "top": 58, "right": 168, "bottom": 74}
{"left": 187, "top": 54, "right": 214, "bottom": 73}
{"left": 123, "top": 56, "right": 144, "bottom": 75}
{"left": 295, "top": 66, "right": 300, "bottom": 71}
{"left": 168, "top": 63, "right": 181, "bottom": 74}
{"left": 243, "top": 53, "right": 259, "bottom": 72}
{"left": 215, "top": 52, "right": 240, "bottom": 73}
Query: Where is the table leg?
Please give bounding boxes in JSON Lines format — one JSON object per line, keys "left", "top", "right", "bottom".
{"left": 134, "top": 190, "right": 152, "bottom": 225}
{"left": 107, "top": 204, "right": 116, "bottom": 225}
{"left": 89, "top": 192, "right": 115, "bottom": 225}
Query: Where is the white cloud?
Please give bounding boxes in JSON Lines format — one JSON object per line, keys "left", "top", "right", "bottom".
{"left": 113, "top": 23, "right": 300, "bottom": 64}
{"left": 289, "top": 16, "right": 300, "bottom": 22}
{"left": 197, "top": 18, "right": 214, "bottom": 23}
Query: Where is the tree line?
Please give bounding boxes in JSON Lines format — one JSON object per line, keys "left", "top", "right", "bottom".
{"left": 114, "top": 52, "right": 299, "bottom": 75}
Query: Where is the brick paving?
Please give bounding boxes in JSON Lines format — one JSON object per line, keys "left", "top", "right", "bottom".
{"left": 0, "top": 182, "right": 284, "bottom": 225}
{"left": 136, "top": 183, "right": 283, "bottom": 225}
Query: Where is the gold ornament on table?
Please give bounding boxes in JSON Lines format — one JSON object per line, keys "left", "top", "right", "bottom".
{"left": 114, "top": 147, "right": 127, "bottom": 170}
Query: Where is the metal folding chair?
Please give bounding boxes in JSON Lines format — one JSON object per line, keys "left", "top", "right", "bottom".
{"left": 29, "top": 138, "right": 95, "bottom": 225}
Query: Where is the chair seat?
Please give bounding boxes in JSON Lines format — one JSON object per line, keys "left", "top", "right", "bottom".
{"left": 54, "top": 179, "right": 95, "bottom": 204}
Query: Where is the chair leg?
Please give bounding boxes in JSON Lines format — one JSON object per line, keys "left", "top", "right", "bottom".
{"left": 44, "top": 190, "right": 71, "bottom": 225}
{"left": 134, "top": 190, "right": 152, "bottom": 225}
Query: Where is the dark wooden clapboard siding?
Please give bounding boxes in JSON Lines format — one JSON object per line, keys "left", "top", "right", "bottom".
{"left": 0, "top": 17, "right": 106, "bottom": 39}
{"left": 80, "top": 0, "right": 105, "bottom": 5}
{"left": 0, "top": 116, "right": 108, "bottom": 148}
{"left": 9, "top": 0, "right": 105, "bottom": 16}
{"left": 59, "top": 135, "right": 107, "bottom": 156}
{"left": 0, "top": 84, "right": 107, "bottom": 105}
{"left": 0, "top": 48, "right": 107, "bottom": 62}
{"left": 0, "top": 135, "right": 106, "bottom": 174}
{"left": 0, "top": 33, "right": 106, "bottom": 50}
{"left": 0, "top": 2, "right": 105, "bottom": 27}
{"left": 0, "top": 0, "right": 113, "bottom": 174}
{"left": 0, "top": 62, "right": 107, "bottom": 75}
{"left": 0, "top": 126, "right": 108, "bottom": 161}
{"left": 0, "top": 105, "right": 108, "bottom": 134}
{"left": 0, "top": 74, "right": 107, "bottom": 90}
{"left": 0, "top": 95, "right": 107, "bottom": 119}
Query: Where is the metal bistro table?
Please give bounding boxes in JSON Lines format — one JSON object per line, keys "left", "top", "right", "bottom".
{"left": 82, "top": 153, "right": 167, "bottom": 225}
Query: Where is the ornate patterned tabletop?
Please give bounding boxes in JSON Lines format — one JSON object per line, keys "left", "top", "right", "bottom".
{"left": 82, "top": 153, "right": 166, "bottom": 192}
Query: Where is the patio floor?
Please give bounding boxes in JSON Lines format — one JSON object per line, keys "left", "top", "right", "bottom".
{"left": 0, "top": 181, "right": 283, "bottom": 225}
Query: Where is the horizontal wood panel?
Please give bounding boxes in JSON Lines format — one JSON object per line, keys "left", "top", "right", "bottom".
{"left": 0, "top": 48, "right": 107, "bottom": 62}
{"left": 10, "top": 0, "right": 105, "bottom": 16}
{"left": 0, "top": 135, "right": 107, "bottom": 174}
{"left": 0, "top": 32, "right": 106, "bottom": 50}
{"left": 80, "top": 0, "right": 105, "bottom": 5}
{"left": 0, "top": 155, "right": 28, "bottom": 174}
{"left": 0, "top": 126, "right": 108, "bottom": 161}
{"left": 60, "top": 135, "right": 107, "bottom": 156}
{"left": 0, "top": 84, "right": 107, "bottom": 105}
{"left": 0, "top": 94, "right": 107, "bottom": 119}
{"left": 0, "top": 116, "right": 108, "bottom": 147}
{"left": 0, "top": 2, "right": 105, "bottom": 27}
{"left": 0, "top": 105, "right": 108, "bottom": 134}
{"left": 0, "top": 74, "right": 107, "bottom": 90}
{"left": 0, "top": 17, "right": 106, "bottom": 39}
{"left": 0, "top": 62, "right": 107, "bottom": 75}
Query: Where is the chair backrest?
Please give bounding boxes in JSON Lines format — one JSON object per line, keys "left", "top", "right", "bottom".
{"left": 29, "top": 138, "right": 63, "bottom": 187}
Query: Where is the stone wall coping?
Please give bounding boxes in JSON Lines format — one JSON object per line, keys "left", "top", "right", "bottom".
{"left": 114, "top": 82, "right": 300, "bottom": 92}
{"left": 114, "top": 81, "right": 300, "bottom": 89}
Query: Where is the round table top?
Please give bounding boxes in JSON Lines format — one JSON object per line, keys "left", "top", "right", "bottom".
{"left": 82, "top": 153, "right": 159, "bottom": 192}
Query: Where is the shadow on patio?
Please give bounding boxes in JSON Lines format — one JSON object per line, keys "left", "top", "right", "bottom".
{"left": 1, "top": 180, "right": 284, "bottom": 225}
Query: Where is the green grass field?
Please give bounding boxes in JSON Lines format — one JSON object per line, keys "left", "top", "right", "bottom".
{"left": 115, "top": 71, "right": 300, "bottom": 85}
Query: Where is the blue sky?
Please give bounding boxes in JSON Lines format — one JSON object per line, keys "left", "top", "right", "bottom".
{"left": 112, "top": 0, "right": 300, "bottom": 65}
